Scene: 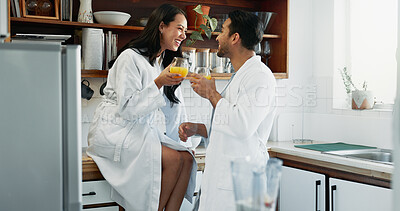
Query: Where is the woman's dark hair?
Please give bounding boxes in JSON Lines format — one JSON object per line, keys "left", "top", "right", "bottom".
{"left": 111, "top": 4, "right": 186, "bottom": 105}
{"left": 228, "top": 10, "right": 263, "bottom": 51}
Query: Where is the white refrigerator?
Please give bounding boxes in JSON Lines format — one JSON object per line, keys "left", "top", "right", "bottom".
{"left": 0, "top": 42, "right": 83, "bottom": 210}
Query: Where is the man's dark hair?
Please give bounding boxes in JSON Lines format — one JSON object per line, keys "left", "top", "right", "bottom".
{"left": 228, "top": 10, "right": 263, "bottom": 51}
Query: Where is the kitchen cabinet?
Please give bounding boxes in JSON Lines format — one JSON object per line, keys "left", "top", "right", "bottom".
{"left": 81, "top": 171, "right": 203, "bottom": 211}
{"left": 279, "top": 167, "right": 393, "bottom": 211}
{"left": 82, "top": 151, "right": 205, "bottom": 210}
{"left": 7, "top": 0, "right": 289, "bottom": 79}
{"left": 82, "top": 180, "right": 121, "bottom": 210}
{"left": 329, "top": 178, "right": 392, "bottom": 211}
{"left": 279, "top": 166, "right": 326, "bottom": 211}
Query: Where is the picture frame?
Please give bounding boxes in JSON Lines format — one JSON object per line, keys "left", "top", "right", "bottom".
{"left": 21, "top": 0, "right": 60, "bottom": 20}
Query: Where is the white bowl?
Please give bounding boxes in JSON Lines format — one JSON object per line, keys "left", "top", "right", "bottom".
{"left": 93, "top": 11, "right": 131, "bottom": 26}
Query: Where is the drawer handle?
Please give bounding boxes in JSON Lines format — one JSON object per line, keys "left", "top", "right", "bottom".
{"left": 82, "top": 191, "right": 96, "bottom": 196}
{"left": 331, "top": 185, "right": 337, "bottom": 211}
{"left": 315, "top": 180, "right": 321, "bottom": 211}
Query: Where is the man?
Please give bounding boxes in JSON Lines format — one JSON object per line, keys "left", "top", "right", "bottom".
{"left": 179, "top": 10, "right": 277, "bottom": 210}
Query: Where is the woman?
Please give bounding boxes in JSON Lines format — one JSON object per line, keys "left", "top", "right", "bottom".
{"left": 86, "top": 4, "right": 196, "bottom": 211}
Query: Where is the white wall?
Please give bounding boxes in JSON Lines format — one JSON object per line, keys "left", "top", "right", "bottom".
{"left": 274, "top": 0, "right": 394, "bottom": 149}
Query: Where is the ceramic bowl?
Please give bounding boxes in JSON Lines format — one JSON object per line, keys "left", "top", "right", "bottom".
{"left": 93, "top": 11, "right": 131, "bottom": 26}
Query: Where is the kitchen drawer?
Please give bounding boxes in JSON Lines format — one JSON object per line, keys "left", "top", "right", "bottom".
{"left": 82, "top": 180, "right": 114, "bottom": 205}
{"left": 83, "top": 206, "right": 119, "bottom": 211}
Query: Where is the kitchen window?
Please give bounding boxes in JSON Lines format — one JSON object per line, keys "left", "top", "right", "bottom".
{"left": 333, "top": 0, "right": 398, "bottom": 109}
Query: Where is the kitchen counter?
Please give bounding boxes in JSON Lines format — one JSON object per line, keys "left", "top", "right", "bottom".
{"left": 83, "top": 141, "right": 392, "bottom": 187}
{"left": 267, "top": 141, "right": 393, "bottom": 188}
{"left": 82, "top": 147, "right": 206, "bottom": 181}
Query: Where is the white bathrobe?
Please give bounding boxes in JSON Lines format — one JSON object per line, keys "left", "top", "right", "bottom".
{"left": 86, "top": 48, "right": 197, "bottom": 211}
{"left": 198, "top": 55, "right": 277, "bottom": 210}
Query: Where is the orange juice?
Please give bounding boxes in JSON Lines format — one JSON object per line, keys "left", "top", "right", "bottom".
{"left": 170, "top": 67, "right": 188, "bottom": 78}
{"left": 204, "top": 75, "right": 212, "bottom": 80}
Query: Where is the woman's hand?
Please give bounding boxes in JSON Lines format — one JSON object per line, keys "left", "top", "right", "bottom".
{"left": 154, "top": 63, "right": 184, "bottom": 89}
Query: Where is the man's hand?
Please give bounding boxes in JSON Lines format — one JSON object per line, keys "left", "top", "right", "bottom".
{"left": 179, "top": 122, "right": 199, "bottom": 142}
{"left": 189, "top": 73, "right": 222, "bottom": 108}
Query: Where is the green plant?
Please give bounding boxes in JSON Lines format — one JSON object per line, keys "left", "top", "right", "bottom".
{"left": 339, "top": 67, "right": 367, "bottom": 94}
{"left": 186, "top": 5, "right": 218, "bottom": 46}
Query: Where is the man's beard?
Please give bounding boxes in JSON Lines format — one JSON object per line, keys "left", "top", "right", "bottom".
{"left": 217, "top": 45, "right": 228, "bottom": 58}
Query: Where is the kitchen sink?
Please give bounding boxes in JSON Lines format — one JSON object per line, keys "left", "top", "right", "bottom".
{"left": 323, "top": 148, "right": 393, "bottom": 165}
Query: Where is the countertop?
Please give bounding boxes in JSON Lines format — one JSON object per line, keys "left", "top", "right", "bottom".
{"left": 267, "top": 141, "right": 393, "bottom": 183}
{"left": 82, "top": 141, "right": 393, "bottom": 183}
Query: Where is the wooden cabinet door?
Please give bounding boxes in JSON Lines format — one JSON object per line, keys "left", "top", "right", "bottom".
{"left": 280, "top": 166, "right": 326, "bottom": 211}
{"left": 329, "top": 178, "right": 392, "bottom": 211}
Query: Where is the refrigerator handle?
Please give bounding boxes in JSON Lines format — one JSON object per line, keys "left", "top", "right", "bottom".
{"left": 315, "top": 180, "right": 321, "bottom": 211}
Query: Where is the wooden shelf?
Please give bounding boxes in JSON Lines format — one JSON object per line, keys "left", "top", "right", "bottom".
{"left": 10, "top": 17, "right": 281, "bottom": 38}
{"left": 10, "top": 17, "right": 144, "bottom": 32}
{"left": 82, "top": 69, "right": 233, "bottom": 79}
{"left": 174, "top": 0, "right": 259, "bottom": 8}
{"left": 10, "top": 0, "right": 288, "bottom": 79}
{"left": 273, "top": 73, "right": 288, "bottom": 79}
{"left": 82, "top": 70, "right": 287, "bottom": 80}
{"left": 81, "top": 70, "right": 109, "bottom": 78}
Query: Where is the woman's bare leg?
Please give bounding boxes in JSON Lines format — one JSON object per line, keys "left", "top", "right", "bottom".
{"left": 158, "top": 146, "right": 183, "bottom": 211}
{"left": 165, "top": 151, "right": 194, "bottom": 211}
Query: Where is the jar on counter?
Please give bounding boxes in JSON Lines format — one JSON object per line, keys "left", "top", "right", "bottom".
{"left": 209, "top": 49, "right": 223, "bottom": 73}
{"left": 196, "top": 48, "right": 210, "bottom": 68}
{"left": 182, "top": 47, "right": 196, "bottom": 73}
{"left": 222, "top": 57, "right": 233, "bottom": 73}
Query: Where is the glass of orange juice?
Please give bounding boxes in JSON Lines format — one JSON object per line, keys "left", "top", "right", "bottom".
{"left": 170, "top": 57, "right": 189, "bottom": 78}
{"left": 195, "top": 67, "right": 211, "bottom": 80}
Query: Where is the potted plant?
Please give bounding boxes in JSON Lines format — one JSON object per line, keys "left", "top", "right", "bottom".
{"left": 339, "top": 67, "right": 374, "bottom": 109}
{"left": 185, "top": 4, "right": 218, "bottom": 46}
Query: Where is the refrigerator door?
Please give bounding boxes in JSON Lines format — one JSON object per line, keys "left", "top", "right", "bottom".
{"left": 0, "top": 43, "right": 81, "bottom": 211}
{"left": 62, "top": 45, "right": 82, "bottom": 211}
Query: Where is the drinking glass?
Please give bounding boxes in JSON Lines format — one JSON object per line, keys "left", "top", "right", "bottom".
{"left": 194, "top": 67, "right": 211, "bottom": 80}
{"left": 170, "top": 57, "right": 189, "bottom": 78}
{"left": 231, "top": 157, "right": 262, "bottom": 211}
{"left": 231, "top": 157, "right": 283, "bottom": 211}
{"left": 263, "top": 158, "right": 283, "bottom": 211}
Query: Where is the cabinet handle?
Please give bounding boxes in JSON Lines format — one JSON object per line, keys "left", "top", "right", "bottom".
{"left": 315, "top": 180, "right": 321, "bottom": 211}
{"left": 331, "top": 185, "right": 337, "bottom": 211}
{"left": 82, "top": 191, "right": 96, "bottom": 196}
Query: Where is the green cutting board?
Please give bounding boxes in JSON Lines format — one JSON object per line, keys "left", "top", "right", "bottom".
{"left": 294, "top": 142, "right": 376, "bottom": 152}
